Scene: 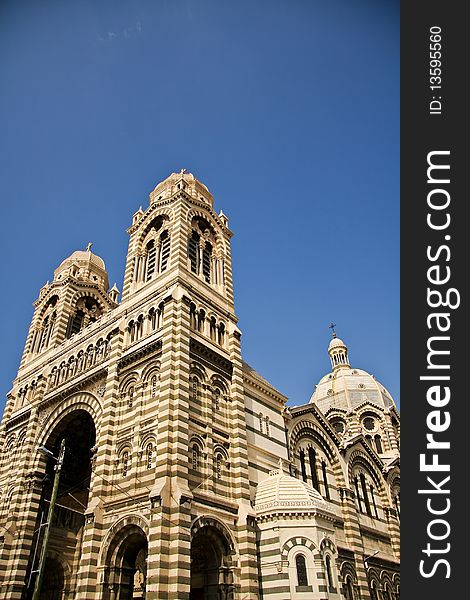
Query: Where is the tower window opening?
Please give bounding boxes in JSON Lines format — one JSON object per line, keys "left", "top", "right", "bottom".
{"left": 188, "top": 231, "right": 199, "bottom": 274}
{"left": 146, "top": 241, "right": 156, "bottom": 281}
{"left": 215, "top": 452, "right": 223, "bottom": 479}
{"left": 189, "top": 303, "right": 197, "bottom": 329}
{"left": 264, "top": 417, "right": 270, "bottom": 437}
{"left": 197, "top": 310, "right": 205, "bottom": 334}
{"left": 202, "top": 242, "right": 212, "bottom": 283}
{"left": 295, "top": 554, "right": 309, "bottom": 587}
{"left": 259, "top": 413, "right": 264, "bottom": 433}
{"left": 68, "top": 310, "right": 84, "bottom": 338}
{"left": 159, "top": 230, "right": 170, "bottom": 271}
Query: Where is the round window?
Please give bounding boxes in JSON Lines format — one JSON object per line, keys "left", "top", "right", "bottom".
{"left": 363, "top": 417, "right": 375, "bottom": 431}
{"left": 332, "top": 420, "right": 345, "bottom": 434}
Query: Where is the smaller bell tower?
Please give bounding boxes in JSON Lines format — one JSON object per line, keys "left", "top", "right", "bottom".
{"left": 19, "top": 247, "right": 118, "bottom": 369}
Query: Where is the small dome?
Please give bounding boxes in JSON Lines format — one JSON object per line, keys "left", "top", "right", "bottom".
{"left": 54, "top": 247, "right": 109, "bottom": 290}
{"left": 254, "top": 468, "right": 326, "bottom": 515}
{"left": 149, "top": 169, "right": 214, "bottom": 207}
{"left": 66, "top": 250, "right": 106, "bottom": 271}
{"left": 328, "top": 336, "right": 347, "bottom": 350}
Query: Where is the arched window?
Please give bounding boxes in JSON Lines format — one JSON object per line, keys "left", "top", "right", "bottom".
{"left": 259, "top": 413, "right": 264, "bottom": 432}
{"left": 299, "top": 449, "right": 308, "bottom": 483}
{"left": 122, "top": 451, "right": 130, "bottom": 477}
{"left": 345, "top": 576, "right": 355, "bottom": 600}
{"left": 209, "top": 317, "right": 217, "bottom": 341}
{"left": 146, "top": 240, "right": 156, "bottom": 281}
{"left": 308, "top": 447, "right": 319, "bottom": 491}
{"left": 189, "top": 303, "right": 197, "bottom": 329}
{"left": 202, "top": 242, "right": 212, "bottom": 283}
{"left": 128, "top": 386, "right": 134, "bottom": 408}
{"left": 157, "top": 302, "right": 164, "bottom": 328}
{"left": 197, "top": 309, "right": 205, "bottom": 334}
{"left": 188, "top": 231, "right": 199, "bottom": 273}
{"left": 192, "top": 444, "right": 200, "bottom": 470}
{"left": 159, "top": 230, "right": 170, "bottom": 271}
{"left": 374, "top": 434, "right": 383, "bottom": 454}
{"left": 146, "top": 443, "right": 154, "bottom": 469}
{"left": 218, "top": 322, "right": 225, "bottom": 347}
{"left": 295, "top": 554, "right": 308, "bottom": 587}
{"left": 325, "top": 555, "right": 334, "bottom": 589}
{"left": 68, "top": 310, "right": 84, "bottom": 337}
{"left": 151, "top": 375, "right": 158, "bottom": 398}
{"left": 321, "top": 460, "right": 330, "bottom": 500}
{"left": 214, "top": 452, "right": 223, "bottom": 479}
{"left": 370, "top": 580, "right": 379, "bottom": 600}
{"left": 213, "top": 388, "right": 220, "bottom": 411}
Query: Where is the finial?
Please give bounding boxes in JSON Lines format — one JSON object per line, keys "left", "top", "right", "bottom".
{"left": 180, "top": 168, "right": 187, "bottom": 174}
{"left": 86, "top": 242, "right": 93, "bottom": 252}
{"left": 329, "top": 322, "right": 337, "bottom": 338}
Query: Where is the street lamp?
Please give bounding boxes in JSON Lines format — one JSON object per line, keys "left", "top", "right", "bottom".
{"left": 31, "top": 438, "right": 66, "bottom": 600}
{"left": 364, "top": 549, "right": 379, "bottom": 569}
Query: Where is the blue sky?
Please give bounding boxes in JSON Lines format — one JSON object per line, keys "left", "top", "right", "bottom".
{"left": 0, "top": 0, "right": 399, "bottom": 413}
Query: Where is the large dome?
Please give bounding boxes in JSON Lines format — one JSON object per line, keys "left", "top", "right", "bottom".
{"left": 310, "top": 334, "right": 396, "bottom": 413}
{"left": 59, "top": 250, "right": 106, "bottom": 271}
{"left": 310, "top": 366, "right": 395, "bottom": 412}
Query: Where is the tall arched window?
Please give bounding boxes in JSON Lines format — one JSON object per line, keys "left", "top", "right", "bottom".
{"left": 345, "top": 576, "right": 355, "bottom": 600}
{"left": 188, "top": 231, "right": 199, "bottom": 273}
{"left": 295, "top": 554, "right": 308, "bottom": 587}
{"left": 122, "top": 451, "right": 130, "bottom": 477}
{"left": 146, "top": 443, "right": 154, "bottom": 469}
{"left": 192, "top": 444, "right": 200, "bottom": 470}
{"left": 209, "top": 317, "right": 217, "bottom": 341}
{"left": 189, "top": 303, "right": 197, "bottom": 329}
{"left": 202, "top": 242, "right": 212, "bottom": 283}
{"left": 151, "top": 375, "right": 158, "bottom": 398}
{"left": 214, "top": 452, "right": 223, "bottom": 480}
{"left": 308, "top": 447, "right": 319, "bottom": 491}
{"left": 218, "top": 322, "right": 225, "bottom": 347}
{"left": 68, "top": 310, "right": 84, "bottom": 337}
{"left": 159, "top": 230, "right": 170, "bottom": 271}
{"left": 197, "top": 309, "right": 205, "bottom": 334}
{"left": 146, "top": 240, "right": 157, "bottom": 281}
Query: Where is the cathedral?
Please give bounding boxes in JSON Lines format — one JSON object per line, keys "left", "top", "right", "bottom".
{"left": 0, "top": 171, "right": 400, "bottom": 600}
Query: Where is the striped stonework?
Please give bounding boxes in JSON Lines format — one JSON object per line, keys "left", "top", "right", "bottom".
{"left": 0, "top": 171, "right": 399, "bottom": 599}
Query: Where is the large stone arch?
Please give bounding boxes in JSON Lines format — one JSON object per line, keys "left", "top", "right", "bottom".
{"left": 99, "top": 515, "right": 149, "bottom": 600}
{"left": 347, "top": 449, "right": 387, "bottom": 503}
{"left": 35, "top": 391, "right": 102, "bottom": 458}
{"left": 190, "top": 516, "right": 237, "bottom": 600}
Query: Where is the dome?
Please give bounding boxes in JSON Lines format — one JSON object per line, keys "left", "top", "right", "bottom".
{"left": 328, "top": 336, "right": 347, "bottom": 350}
{"left": 65, "top": 250, "right": 106, "bottom": 271}
{"left": 254, "top": 468, "right": 326, "bottom": 515}
{"left": 53, "top": 246, "right": 109, "bottom": 290}
{"left": 149, "top": 169, "right": 214, "bottom": 208}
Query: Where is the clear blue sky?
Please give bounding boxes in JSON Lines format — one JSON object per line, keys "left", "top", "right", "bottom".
{"left": 0, "top": 0, "right": 399, "bottom": 414}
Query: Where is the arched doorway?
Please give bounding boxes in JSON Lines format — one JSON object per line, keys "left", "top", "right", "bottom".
{"left": 39, "top": 556, "right": 65, "bottom": 600}
{"left": 190, "top": 520, "right": 235, "bottom": 600}
{"left": 27, "top": 409, "right": 96, "bottom": 599}
{"left": 102, "top": 524, "right": 148, "bottom": 600}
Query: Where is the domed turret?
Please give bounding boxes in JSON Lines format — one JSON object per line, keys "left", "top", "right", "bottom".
{"left": 53, "top": 244, "right": 109, "bottom": 291}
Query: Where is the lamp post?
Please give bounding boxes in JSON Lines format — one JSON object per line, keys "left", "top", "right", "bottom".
{"left": 31, "top": 438, "right": 66, "bottom": 600}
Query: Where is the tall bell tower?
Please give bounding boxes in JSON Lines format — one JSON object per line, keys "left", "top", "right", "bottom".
{"left": 0, "top": 170, "right": 260, "bottom": 600}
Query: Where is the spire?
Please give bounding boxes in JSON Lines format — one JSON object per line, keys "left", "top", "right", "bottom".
{"left": 327, "top": 325, "right": 350, "bottom": 370}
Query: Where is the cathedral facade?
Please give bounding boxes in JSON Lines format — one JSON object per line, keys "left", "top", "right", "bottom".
{"left": 0, "top": 172, "right": 400, "bottom": 600}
